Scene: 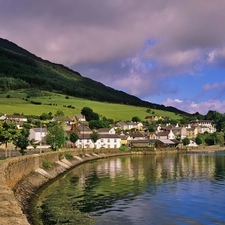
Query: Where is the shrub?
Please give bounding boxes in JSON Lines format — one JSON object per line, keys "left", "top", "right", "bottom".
{"left": 30, "top": 101, "right": 42, "bottom": 105}
{"left": 65, "top": 153, "right": 73, "bottom": 160}
{"left": 42, "top": 160, "right": 53, "bottom": 169}
{"left": 119, "top": 145, "right": 126, "bottom": 152}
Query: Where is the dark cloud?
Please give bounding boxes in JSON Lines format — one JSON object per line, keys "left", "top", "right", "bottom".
{"left": 1, "top": 0, "right": 225, "bottom": 112}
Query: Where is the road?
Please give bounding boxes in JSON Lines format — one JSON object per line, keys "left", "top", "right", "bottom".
{"left": 0, "top": 149, "right": 52, "bottom": 159}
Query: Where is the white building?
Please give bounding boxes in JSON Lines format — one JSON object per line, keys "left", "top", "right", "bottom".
{"left": 29, "top": 128, "right": 47, "bottom": 142}
{"left": 96, "top": 134, "right": 121, "bottom": 149}
{"left": 76, "top": 133, "right": 121, "bottom": 149}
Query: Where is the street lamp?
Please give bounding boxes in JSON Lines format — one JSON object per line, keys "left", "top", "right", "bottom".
{"left": 82, "top": 121, "right": 84, "bottom": 152}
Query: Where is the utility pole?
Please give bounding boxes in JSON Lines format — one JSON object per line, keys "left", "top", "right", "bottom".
{"left": 40, "top": 121, "right": 42, "bottom": 154}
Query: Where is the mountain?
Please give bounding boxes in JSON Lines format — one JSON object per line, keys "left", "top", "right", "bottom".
{"left": 0, "top": 37, "right": 190, "bottom": 115}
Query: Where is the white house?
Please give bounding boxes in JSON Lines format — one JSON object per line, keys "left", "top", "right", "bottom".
{"left": 168, "top": 130, "right": 176, "bottom": 140}
{"left": 187, "top": 140, "right": 198, "bottom": 147}
{"left": 0, "top": 114, "right": 6, "bottom": 121}
{"left": 117, "top": 122, "right": 142, "bottom": 131}
{"left": 7, "top": 114, "right": 28, "bottom": 122}
{"left": 29, "top": 128, "right": 47, "bottom": 142}
{"left": 76, "top": 133, "right": 121, "bottom": 149}
{"left": 190, "top": 120, "right": 216, "bottom": 133}
{"left": 96, "top": 134, "right": 121, "bottom": 149}
{"left": 74, "top": 114, "right": 86, "bottom": 123}
{"left": 76, "top": 134, "right": 94, "bottom": 149}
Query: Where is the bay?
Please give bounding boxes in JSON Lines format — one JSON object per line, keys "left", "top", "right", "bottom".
{"left": 32, "top": 151, "right": 225, "bottom": 225}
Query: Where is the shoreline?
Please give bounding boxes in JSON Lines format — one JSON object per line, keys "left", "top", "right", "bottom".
{"left": 1, "top": 147, "right": 225, "bottom": 225}
{"left": 13, "top": 151, "right": 130, "bottom": 225}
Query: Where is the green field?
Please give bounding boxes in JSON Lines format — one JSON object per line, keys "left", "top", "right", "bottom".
{"left": 0, "top": 90, "right": 181, "bottom": 121}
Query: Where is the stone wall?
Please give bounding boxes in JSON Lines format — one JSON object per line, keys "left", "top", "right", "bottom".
{"left": 0, "top": 150, "right": 129, "bottom": 225}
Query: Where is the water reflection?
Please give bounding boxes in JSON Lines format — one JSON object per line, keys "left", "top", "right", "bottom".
{"left": 34, "top": 151, "right": 225, "bottom": 225}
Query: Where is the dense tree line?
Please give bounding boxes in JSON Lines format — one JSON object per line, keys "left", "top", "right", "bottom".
{"left": 0, "top": 77, "right": 29, "bottom": 91}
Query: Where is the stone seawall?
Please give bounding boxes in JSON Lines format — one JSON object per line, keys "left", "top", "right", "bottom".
{"left": 1, "top": 147, "right": 224, "bottom": 225}
{"left": 0, "top": 150, "right": 130, "bottom": 225}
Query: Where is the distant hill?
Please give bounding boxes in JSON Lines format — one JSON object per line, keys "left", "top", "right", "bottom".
{"left": 0, "top": 37, "right": 190, "bottom": 116}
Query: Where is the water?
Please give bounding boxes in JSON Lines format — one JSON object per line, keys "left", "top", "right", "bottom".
{"left": 33, "top": 151, "right": 225, "bottom": 225}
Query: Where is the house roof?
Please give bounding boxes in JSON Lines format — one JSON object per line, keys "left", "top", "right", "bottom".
{"left": 78, "top": 133, "right": 121, "bottom": 139}
{"left": 77, "top": 124, "right": 92, "bottom": 132}
{"left": 130, "top": 140, "right": 149, "bottom": 144}
{"left": 97, "top": 128, "right": 112, "bottom": 133}
{"left": 157, "top": 131, "right": 169, "bottom": 136}
{"left": 31, "top": 128, "right": 47, "bottom": 132}
{"left": 7, "top": 114, "right": 27, "bottom": 119}
{"left": 145, "top": 116, "right": 158, "bottom": 119}
{"left": 117, "top": 121, "right": 137, "bottom": 126}
{"left": 190, "top": 119, "right": 213, "bottom": 123}
{"left": 120, "top": 135, "right": 129, "bottom": 140}
{"left": 0, "top": 115, "right": 6, "bottom": 120}
{"left": 186, "top": 127, "right": 195, "bottom": 131}
{"left": 130, "top": 133, "right": 145, "bottom": 138}
{"left": 53, "top": 116, "right": 72, "bottom": 122}
{"left": 162, "top": 116, "right": 171, "bottom": 120}
{"left": 99, "top": 134, "right": 121, "bottom": 138}
{"left": 75, "top": 114, "right": 85, "bottom": 120}
{"left": 172, "top": 127, "right": 182, "bottom": 131}
{"left": 78, "top": 134, "right": 93, "bottom": 139}
{"left": 157, "top": 139, "right": 175, "bottom": 144}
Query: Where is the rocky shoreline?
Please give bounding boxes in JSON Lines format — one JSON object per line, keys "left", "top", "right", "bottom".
{"left": 1, "top": 147, "right": 225, "bottom": 225}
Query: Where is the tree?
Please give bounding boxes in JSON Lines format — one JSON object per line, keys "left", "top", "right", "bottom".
{"left": 180, "top": 118, "right": 189, "bottom": 125}
{"left": 146, "top": 125, "right": 155, "bottom": 132}
{"left": 46, "top": 123, "right": 65, "bottom": 150}
{"left": 40, "top": 112, "right": 52, "bottom": 120}
{"left": 90, "top": 131, "right": 100, "bottom": 149}
{"left": 182, "top": 137, "right": 190, "bottom": 146}
{"left": 81, "top": 107, "right": 99, "bottom": 121}
{"left": 0, "top": 121, "right": 20, "bottom": 147}
{"left": 55, "top": 110, "right": 64, "bottom": 117}
{"left": 70, "top": 132, "right": 79, "bottom": 148}
{"left": 89, "top": 120, "right": 110, "bottom": 130}
{"left": 211, "top": 132, "right": 224, "bottom": 145}
{"left": 17, "top": 128, "right": 29, "bottom": 155}
{"left": 0, "top": 121, "right": 21, "bottom": 157}
{"left": 132, "top": 116, "right": 141, "bottom": 122}
{"left": 195, "top": 136, "right": 202, "bottom": 145}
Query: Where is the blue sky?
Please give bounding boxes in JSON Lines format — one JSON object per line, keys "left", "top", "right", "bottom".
{"left": 1, "top": 0, "right": 225, "bottom": 115}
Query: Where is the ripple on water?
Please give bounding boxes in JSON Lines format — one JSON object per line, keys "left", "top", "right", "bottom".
{"left": 34, "top": 153, "right": 225, "bottom": 225}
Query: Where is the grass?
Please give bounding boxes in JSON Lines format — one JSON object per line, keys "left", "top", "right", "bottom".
{"left": 0, "top": 90, "right": 182, "bottom": 121}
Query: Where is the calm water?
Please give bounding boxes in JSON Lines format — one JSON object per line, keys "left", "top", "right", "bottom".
{"left": 33, "top": 151, "right": 225, "bottom": 225}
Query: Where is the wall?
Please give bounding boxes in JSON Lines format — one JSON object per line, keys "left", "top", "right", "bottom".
{"left": 0, "top": 149, "right": 129, "bottom": 225}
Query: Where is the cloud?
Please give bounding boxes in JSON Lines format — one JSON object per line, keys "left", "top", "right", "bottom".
{"left": 1, "top": 0, "right": 225, "bottom": 104}
{"left": 200, "top": 81, "right": 225, "bottom": 100}
{"left": 163, "top": 98, "right": 225, "bottom": 114}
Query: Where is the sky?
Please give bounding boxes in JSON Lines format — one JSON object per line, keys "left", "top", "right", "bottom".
{"left": 1, "top": 0, "right": 225, "bottom": 115}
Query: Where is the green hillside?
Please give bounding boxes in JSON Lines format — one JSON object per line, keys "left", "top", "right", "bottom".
{"left": 0, "top": 37, "right": 190, "bottom": 118}
{"left": 0, "top": 90, "right": 181, "bottom": 121}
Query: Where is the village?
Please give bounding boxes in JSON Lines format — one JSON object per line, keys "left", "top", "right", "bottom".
{"left": 0, "top": 113, "right": 217, "bottom": 153}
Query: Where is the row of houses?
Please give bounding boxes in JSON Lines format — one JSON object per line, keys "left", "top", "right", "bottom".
{"left": 1, "top": 114, "right": 216, "bottom": 150}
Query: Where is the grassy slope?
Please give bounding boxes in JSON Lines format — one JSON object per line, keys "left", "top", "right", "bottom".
{"left": 0, "top": 90, "right": 181, "bottom": 121}
{"left": 0, "top": 38, "right": 190, "bottom": 117}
